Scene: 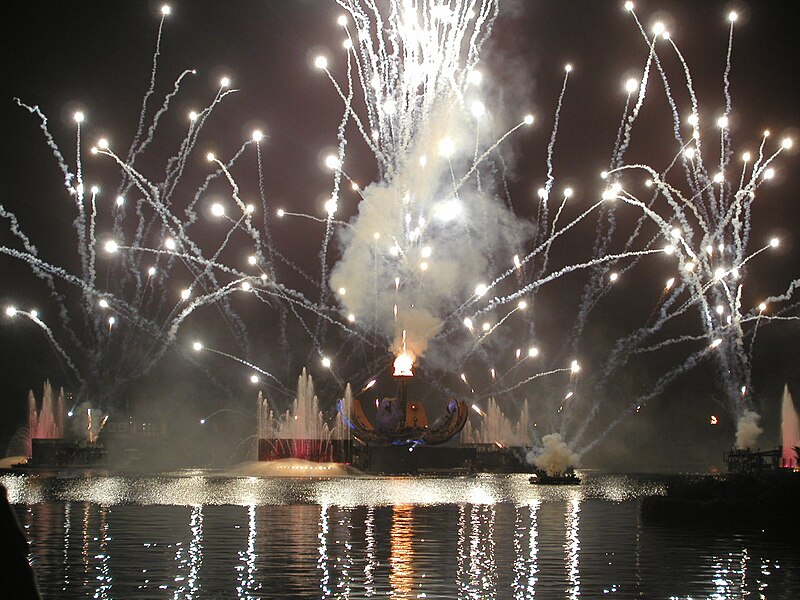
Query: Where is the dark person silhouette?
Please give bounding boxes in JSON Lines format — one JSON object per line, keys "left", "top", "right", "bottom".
{"left": 0, "top": 483, "right": 41, "bottom": 599}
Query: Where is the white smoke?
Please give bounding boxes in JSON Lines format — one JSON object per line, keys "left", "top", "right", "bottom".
{"left": 329, "top": 102, "right": 532, "bottom": 366}
{"left": 735, "top": 409, "right": 763, "bottom": 449}
{"left": 527, "top": 432, "right": 580, "bottom": 476}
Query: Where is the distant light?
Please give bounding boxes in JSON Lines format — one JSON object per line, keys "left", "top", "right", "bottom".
{"left": 421, "top": 246, "right": 432, "bottom": 258}
{"left": 211, "top": 202, "right": 225, "bottom": 217}
{"left": 373, "top": 232, "right": 381, "bottom": 240}
{"left": 68, "top": 411, "right": 74, "bottom": 417}
{"left": 625, "top": 78, "right": 638, "bottom": 94}
{"left": 73, "top": 111, "right": 85, "bottom": 123}
{"left": 180, "top": 288, "right": 191, "bottom": 301}
{"left": 99, "top": 299, "right": 109, "bottom": 309}
{"left": 347, "top": 313, "right": 355, "bottom": 323}
{"left": 250, "top": 374, "right": 259, "bottom": 384}
{"left": 314, "top": 55, "right": 328, "bottom": 70}
{"left": 104, "top": 240, "right": 119, "bottom": 254}
{"left": 420, "top": 261, "right": 429, "bottom": 271}
{"left": 438, "top": 137, "right": 456, "bottom": 158}
{"left": 219, "top": 76, "right": 231, "bottom": 88}
{"left": 716, "top": 305, "right": 724, "bottom": 315}
{"left": 161, "top": 5, "right": 171, "bottom": 16}
{"left": 192, "top": 341, "right": 203, "bottom": 352}
{"left": 324, "top": 155, "right": 341, "bottom": 170}
{"left": 466, "top": 70, "right": 482, "bottom": 86}
{"left": 252, "top": 130, "right": 264, "bottom": 142}
{"left": 200, "top": 419, "right": 206, "bottom": 425}
{"left": 321, "top": 357, "right": 332, "bottom": 368}
{"left": 710, "top": 415, "right": 719, "bottom": 425}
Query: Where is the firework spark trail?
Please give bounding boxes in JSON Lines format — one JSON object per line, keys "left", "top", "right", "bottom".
{"left": 124, "top": 12, "right": 167, "bottom": 167}
{"left": 5, "top": 4, "right": 798, "bottom": 450}
{"left": 11, "top": 310, "right": 83, "bottom": 383}
{"left": 535, "top": 67, "right": 571, "bottom": 251}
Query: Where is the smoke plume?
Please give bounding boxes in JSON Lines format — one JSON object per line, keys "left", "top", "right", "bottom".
{"left": 735, "top": 409, "right": 763, "bottom": 449}
{"left": 527, "top": 432, "right": 580, "bottom": 476}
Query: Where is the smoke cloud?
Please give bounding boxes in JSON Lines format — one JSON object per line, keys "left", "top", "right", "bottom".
{"left": 735, "top": 409, "right": 763, "bottom": 449}
{"left": 527, "top": 432, "right": 580, "bottom": 476}
{"left": 329, "top": 102, "right": 533, "bottom": 367}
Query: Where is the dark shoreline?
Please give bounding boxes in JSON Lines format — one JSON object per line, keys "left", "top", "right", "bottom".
{"left": 641, "top": 471, "right": 800, "bottom": 536}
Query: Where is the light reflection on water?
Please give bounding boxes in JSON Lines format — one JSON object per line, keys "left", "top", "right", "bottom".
{"left": 3, "top": 472, "right": 798, "bottom": 599}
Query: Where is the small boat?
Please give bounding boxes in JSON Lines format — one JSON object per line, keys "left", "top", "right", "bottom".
{"left": 529, "top": 467, "right": 581, "bottom": 485}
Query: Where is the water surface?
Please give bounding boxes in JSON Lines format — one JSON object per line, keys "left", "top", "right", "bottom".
{"left": 4, "top": 471, "right": 798, "bottom": 599}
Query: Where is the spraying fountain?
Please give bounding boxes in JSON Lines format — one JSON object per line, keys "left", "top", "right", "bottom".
{"left": 257, "top": 368, "right": 351, "bottom": 463}
{"left": 781, "top": 385, "right": 799, "bottom": 469}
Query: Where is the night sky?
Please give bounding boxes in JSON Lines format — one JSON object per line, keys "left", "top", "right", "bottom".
{"left": 2, "top": 1, "right": 798, "bottom": 468}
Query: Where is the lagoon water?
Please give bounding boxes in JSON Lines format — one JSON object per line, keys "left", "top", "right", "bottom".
{"left": 3, "top": 471, "right": 798, "bottom": 599}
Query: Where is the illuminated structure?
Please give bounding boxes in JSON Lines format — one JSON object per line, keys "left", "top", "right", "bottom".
{"left": 346, "top": 353, "right": 469, "bottom": 445}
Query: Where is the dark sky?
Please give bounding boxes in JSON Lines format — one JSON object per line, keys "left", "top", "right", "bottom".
{"left": 2, "top": 1, "right": 798, "bottom": 467}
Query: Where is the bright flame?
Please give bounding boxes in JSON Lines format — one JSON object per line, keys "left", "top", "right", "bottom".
{"left": 393, "top": 352, "right": 414, "bottom": 377}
